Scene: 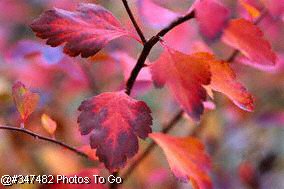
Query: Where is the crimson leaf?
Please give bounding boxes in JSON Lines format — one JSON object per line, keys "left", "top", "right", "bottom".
{"left": 30, "top": 3, "right": 135, "bottom": 58}
{"left": 77, "top": 91, "right": 152, "bottom": 171}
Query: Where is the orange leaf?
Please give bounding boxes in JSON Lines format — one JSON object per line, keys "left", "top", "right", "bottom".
{"left": 12, "top": 81, "right": 39, "bottom": 123}
{"left": 41, "top": 114, "right": 57, "bottom": 135}
{"left": 150, "top": 133, "right": 212, "bottom": 189}
{"left": 150, "top": 47, "right": 211, "bottom": 121}
{"left": 222, "top": 18, "right": 277, "bottom": 66}
{"left": 239, "top": 0, "right": 261, "bottom": 20}
{"left": 197, "top": 52, "right": 255, "bottom": 111}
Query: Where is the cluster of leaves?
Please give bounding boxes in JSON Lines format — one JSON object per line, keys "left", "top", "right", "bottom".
{"left": 2, "top": 0, "right": 284, "bottom": 188}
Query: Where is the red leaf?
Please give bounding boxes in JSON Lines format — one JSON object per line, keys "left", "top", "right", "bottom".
{"left": 195, "top": 0, "right": 230, "bottom": 40}
{"left": 150, "top": 47, "right": 211, "bottom": 121}
{"left": 150, "top": 133, "right": 212, "bottom": 189}
{"left": 222, "top": 18, "right": 277, "bottom": 66}
{"left": 30, "top": 3, "right": 135, "bottom": 58}
{"left": 12, "top": 81, "right": 39, "bottom": 123}
{"left": 77, "top": 91, "right": 152, "bottom": 171}
{"left": 137, "top": 0, "right": 179, "bottom": 28}
{"left": 200, "top": 52, "right": 255, "bottom": 112}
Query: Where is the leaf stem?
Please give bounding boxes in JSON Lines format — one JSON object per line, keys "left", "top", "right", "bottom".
{"left": 121, "top": 110, "right": 184, "bottom": 180}
{"left": 125, "top": 11, "right": 195, "bottom": 95}
{"left": 0, "top": 125, "right": 90, "bottom": 160}
{"left": 122, "top": 0, "right": 147, "bottom": 44}
{"left": 121, "top": 9, "right": 269, "bottom": 184}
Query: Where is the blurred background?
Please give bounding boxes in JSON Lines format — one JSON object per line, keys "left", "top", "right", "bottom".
{"left": 0, "top": 0, "right": 283, "bottom": 188}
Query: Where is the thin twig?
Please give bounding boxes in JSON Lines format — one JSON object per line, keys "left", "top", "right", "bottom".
{"left": 119, "top": 11, "right": 196, "bottom": 188}
{"left": 0, "top": 125, "right": 90, "bottom": 159}
{"left": 125, "top": 11, "right": 195, "bottom": 95}
{"left": 113, "top": 5, "right": 193, "bottom": 189}
{"left": 121, "top": 9, "right": 269, "bottom": 183}
{"left": 122, "top": 0, "right": 146, "bottom": 44}
{"left": 157, "top": 11, "right": 196, "bottom": 37}
{"left": 121, "top": 110, "right": 183, "bottom": 181}
{"left": 226, "top": 50, "right": 239, "bottom": 62}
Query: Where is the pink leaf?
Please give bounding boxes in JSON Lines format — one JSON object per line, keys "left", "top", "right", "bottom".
{"left": 137, "top": 0, "right": 180, "bottom": 28}
{"left": 195, "top": 0, "right": 230, "bottom": 40}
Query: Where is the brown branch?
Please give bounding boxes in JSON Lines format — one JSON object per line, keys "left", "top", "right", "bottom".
{"left": 121, "top": 110, "right": 183, "bottom": 180}
{"left": 125, "top": 11, "right": 195, "bottom": 95}
{"left": 226, "top": 49, "right": 239, "bottom": 62}
{"left": 157, "top": 11, "right": 196, "bottom": 37}
{"left": 117, "top": 11, "right": 196, "bottom": 188}
{"left": 122, "top": 0, "right": 147, "bottom": 44}
{"left": 125, "top": 35, "right": 159, "bottom": 95}
{"left": 120, "top": 9, "right": 270, "bottom": 183}
{"left": 0, "top": 125, "right": 90, "bottom": 159}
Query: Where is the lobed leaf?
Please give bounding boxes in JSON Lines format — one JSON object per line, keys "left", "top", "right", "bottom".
{"left": 77, "top": 91, "right": 152, "bottom": 171}
{"left": 12, "top": 81, "right": 39, "bottom": 123}
{"left": 31, "top": 3, "right": 135, "bottom": 58}
{"left": 150, "top": 133, "right": 212, "bottom": 189}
